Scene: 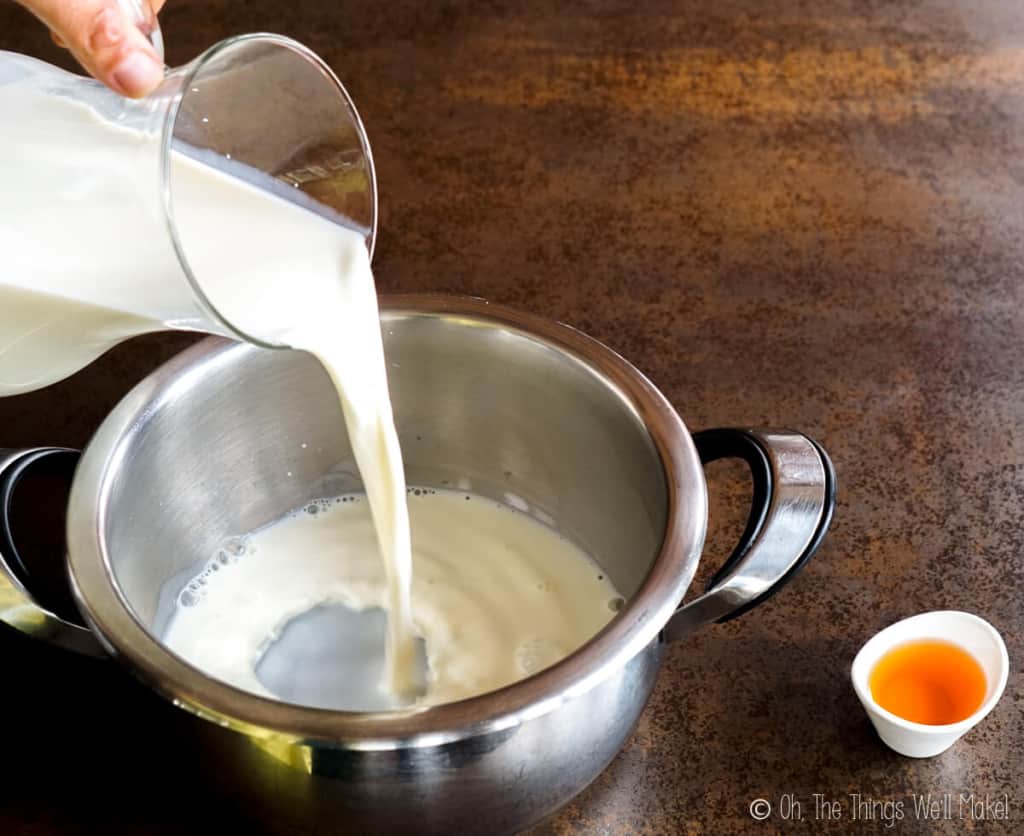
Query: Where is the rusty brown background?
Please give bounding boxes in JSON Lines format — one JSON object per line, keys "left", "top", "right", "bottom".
{"left": 2, "top": 1, "right": 1023, "bottom": 833}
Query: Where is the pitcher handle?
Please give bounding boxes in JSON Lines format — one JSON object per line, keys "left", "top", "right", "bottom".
{"left": 664, "top": 428, "right": 836, "bottom": 642}
{"left": 0, "top": 447, "right": 106, "bottom": 657}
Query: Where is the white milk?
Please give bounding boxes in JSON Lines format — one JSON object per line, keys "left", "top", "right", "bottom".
{"left": 162, "top": 489, "right": 624, "bottom": 709}
{"left": 2, "top": 89, "right": 175, "bottom": 394}
{"left": 1, "top": 92, "right": 418, "bottom": 698}
{"left": 0, "top": 289, "right": 152, "bottom": 395}
{"left": 0, "top": 88, "right": 371, "bottom": 390}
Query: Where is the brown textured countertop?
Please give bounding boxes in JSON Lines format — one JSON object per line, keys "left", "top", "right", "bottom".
{"left": 2, "top": 1, "right": 1023, "bottom": 833}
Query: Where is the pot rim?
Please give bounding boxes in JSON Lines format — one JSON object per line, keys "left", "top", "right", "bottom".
{"left": 66, "top": 294, "right": 707, "bottom": 746}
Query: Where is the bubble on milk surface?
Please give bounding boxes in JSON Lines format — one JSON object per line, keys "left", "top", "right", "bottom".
{"left": 303, "top": 498, "right": 335, "bottom": 517}
{"left": 224, "top": 537, "right": 247, "bottom": 557}
{"left": 178, "top": 586, "right": 202, "bottom": 608}
{"left": 179, "top": 535, "right": 257, "bottom": 608}
{"left": 298, "top": 495, "right": 377, "bottom": 518}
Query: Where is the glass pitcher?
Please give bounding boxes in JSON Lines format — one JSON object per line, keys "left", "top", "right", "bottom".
{"left": 0, "top": 29, "right": 377, "bottom": 395}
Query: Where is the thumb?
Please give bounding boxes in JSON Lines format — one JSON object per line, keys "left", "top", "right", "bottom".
{"left": 22, "top": 0, "right": 164, "bottom": 97}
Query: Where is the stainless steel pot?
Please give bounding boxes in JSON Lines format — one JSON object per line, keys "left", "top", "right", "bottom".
{"left": 0, "top": 296, "right": 835, "bottom": 835}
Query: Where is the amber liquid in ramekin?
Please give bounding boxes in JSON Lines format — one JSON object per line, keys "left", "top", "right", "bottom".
{"left": 869, "top": 639, "right": 986, "bottom": 725}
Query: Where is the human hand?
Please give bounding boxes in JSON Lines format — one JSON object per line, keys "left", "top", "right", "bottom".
{"left": 17, "top": 0, "right": 166, "bottom": 98}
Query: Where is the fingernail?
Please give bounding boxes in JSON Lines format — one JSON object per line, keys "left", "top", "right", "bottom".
{"left": 111, "top": 50, "right": 163, "bottom": 97}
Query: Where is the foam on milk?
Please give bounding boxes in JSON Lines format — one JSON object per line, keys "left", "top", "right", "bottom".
{"left": 162, "top": 489, "right": 622, "bottom": 709}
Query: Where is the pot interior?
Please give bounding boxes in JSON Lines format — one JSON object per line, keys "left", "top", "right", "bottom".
{"left": 96, "top": 305, "right": 671, "bottom": 669}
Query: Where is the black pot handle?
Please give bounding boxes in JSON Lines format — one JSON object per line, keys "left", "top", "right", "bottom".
{"left": 0, "top": 447, "right": 105, "bottom": 656}
{"left": 663, "top": 428, "right": 836, "bottom": 642}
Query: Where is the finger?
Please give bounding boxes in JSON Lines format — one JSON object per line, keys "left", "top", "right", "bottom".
{"left": 20, "top": 0, "right": 164, "bottom": 98}
{"left": 45, "top": 2, "right": 166, "bottom": 73}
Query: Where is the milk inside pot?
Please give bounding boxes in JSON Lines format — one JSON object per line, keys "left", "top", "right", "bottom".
{"left": 159, "top": 489, "right": 623, "bottom": 711}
